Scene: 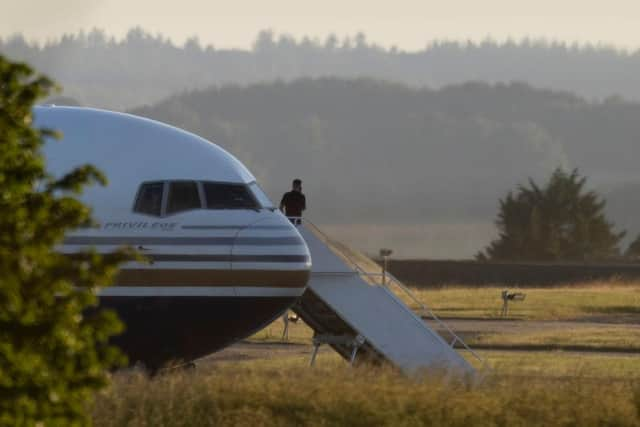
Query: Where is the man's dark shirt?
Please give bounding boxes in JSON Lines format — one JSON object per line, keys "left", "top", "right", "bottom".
{"left": 280, "top": 191, "right": 306, "bottom": 217}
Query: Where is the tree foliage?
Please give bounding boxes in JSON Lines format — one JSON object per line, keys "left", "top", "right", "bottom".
{"left": 2, "top": 28, "right": 640, "bottom": 108}
{"left": 478, "top": 168, "right": 625, "bottom": 261}
{"left": 0, "top": 56, "right": 131, "bottom": 426}
{"left": 625, "top": 235, "right": 640, "bottom": 258}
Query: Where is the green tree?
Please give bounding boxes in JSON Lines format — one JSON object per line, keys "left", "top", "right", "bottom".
{"left": 625, "top": 235, "right": 640, "bottom": 259}
{"left": 0, "top": 56, "right": 131, "bottom": 426}
{"left": 478, "top": 168, "right": 625, "bottom": 261}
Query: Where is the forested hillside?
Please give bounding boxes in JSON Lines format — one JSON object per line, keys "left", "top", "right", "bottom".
{"left": 2, "top": 28, "right": 640, "bottom": 109}
{"left": 130, "top": 78, "right": 640, "bottom": 256}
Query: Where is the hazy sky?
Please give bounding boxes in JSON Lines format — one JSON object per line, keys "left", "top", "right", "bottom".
{"left": 3, "top": 0, "right": 640, "bottom": 51}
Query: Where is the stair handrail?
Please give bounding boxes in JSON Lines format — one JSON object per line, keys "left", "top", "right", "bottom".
{"left": 299, "top": 217, "right": 486, "bottom": 369}
{"left": 298, "top": 218, "right": 368, "bottom": 274}
{"left": 379, "top": 273, "right": 486, "bottom": 368}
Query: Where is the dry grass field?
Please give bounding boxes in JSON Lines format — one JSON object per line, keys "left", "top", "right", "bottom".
{"left": 472, "top": 326, "right": 640, "bottom": 351}
{"left": 403, "top": 283, "right": 640, "bottom": 321}
{"left": 93, "top": 351, "right": 640, "bottom": 427}
{"left": 92, "top": 282, "right": 640, "bottom": 426}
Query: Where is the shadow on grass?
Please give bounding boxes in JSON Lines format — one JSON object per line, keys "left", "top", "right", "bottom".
{"left": 583, "top": 305, "right": 640, "bottom": 315}
{"left": 466, "top": 343, "right": 640, "bottom": 353}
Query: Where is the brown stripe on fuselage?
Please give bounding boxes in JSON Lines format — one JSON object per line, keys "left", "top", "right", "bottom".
{"left": 115, "top": 269, "right": 309, "bottom": 288}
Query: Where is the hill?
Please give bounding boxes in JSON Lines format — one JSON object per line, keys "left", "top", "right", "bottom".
{"left": 130, "top": 78, "right": 640, "bottom": 257}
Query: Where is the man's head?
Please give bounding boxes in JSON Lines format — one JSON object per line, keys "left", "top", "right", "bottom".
{"left": 292, "top": 179, "right": 302, "bottom": 192}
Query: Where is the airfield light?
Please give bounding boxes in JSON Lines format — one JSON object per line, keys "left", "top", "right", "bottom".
{"left": 379, "top": 248, "right": 393, "bottom": 286}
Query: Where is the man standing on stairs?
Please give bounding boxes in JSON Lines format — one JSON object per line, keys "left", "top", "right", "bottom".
{"left": 280, "top": 178, "right": 306, "bottom": 225}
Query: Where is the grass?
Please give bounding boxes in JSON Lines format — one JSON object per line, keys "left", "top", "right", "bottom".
{"left": 481, "top": 350, "right": 640, "bottom": 379}
{"left": 93, "top": 352, "right": 640, "bottom": 427}
{"left": 403, "top": 282, "right": 640, "bottom": 320}
{"left": 212, "top": 347, "right": 640, "bottom": 380}
{"left": 470, "top": 327, "right": 640, "bottom": 351}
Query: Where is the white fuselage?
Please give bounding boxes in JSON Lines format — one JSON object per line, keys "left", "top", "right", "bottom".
{"left": 35, "top": 106, "right": 311, "bottom": 368}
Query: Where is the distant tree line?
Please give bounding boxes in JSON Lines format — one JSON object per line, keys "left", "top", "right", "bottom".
{"left": 2, "top": 28, "right": 640, "bottom": 108}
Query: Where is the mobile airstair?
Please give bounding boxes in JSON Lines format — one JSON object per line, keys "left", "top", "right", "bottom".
{"left": 293, "top": 220, "right": 483, "bottom": 376}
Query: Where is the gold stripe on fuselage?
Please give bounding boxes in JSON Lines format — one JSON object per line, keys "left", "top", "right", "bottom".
{"left": 115, "top": 269, "right": 309, "bottom": 288}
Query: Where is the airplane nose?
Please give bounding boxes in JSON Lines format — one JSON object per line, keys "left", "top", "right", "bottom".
{"left": 230, "top": 216, "right": 311, "bottom": 297}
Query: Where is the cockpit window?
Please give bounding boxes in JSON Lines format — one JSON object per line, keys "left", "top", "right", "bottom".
{"left": 166, "top": 181, "right": 202, "bottom": 215}
{"left": 203, "top": 182, "right": 258, "bottom": 209}
{"left": 133, "top": 182, "right": 164, "bottom": 216}
{"left": 134, "top": 180, "right": 266, "bottom": 216}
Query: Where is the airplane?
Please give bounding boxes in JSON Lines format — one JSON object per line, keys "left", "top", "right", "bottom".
{"left": 35, "top": 105, "right": 311, "bottom": 370}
